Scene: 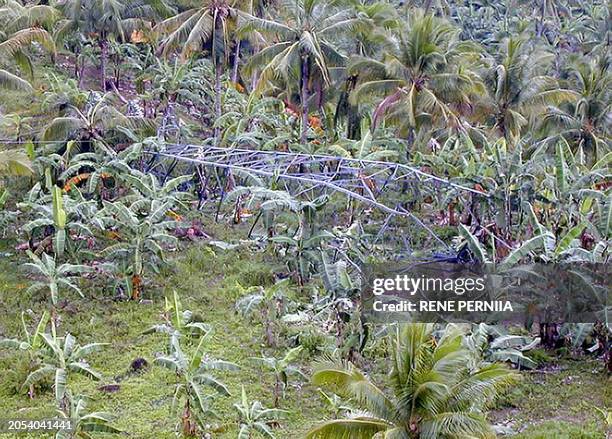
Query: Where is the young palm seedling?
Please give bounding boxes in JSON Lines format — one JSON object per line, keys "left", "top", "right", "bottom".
{"left": 307, "top": 324, "right": 518, "bottom": 438}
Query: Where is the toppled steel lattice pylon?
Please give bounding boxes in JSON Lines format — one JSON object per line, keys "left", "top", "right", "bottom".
{"left": 146, "top": 143, "right": 489, "bottom": 249}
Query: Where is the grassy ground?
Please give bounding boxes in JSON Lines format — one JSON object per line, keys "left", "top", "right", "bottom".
{"left": 0, "top": 225, "right": 610, "bottom": 438}
{"left": 494, "top": 359, "right": 609, "bottom": 438}
{"left": 0, "top": 228, "right": 330, "bottom": 438}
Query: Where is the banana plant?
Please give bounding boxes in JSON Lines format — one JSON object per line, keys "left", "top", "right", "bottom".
{"left": 0, "top": 311, "right": 50, "bottom": 398}
{"left": 0, "top": 188, "right": 18, "bottom": 236}
{"left": 55, "top": 393, "right": 121, "bottom": 439}
{"left": 98, "top": 199, "right": 178, "bottom": 300}
{"left": 52, "top": 186, "right": 67, "bottom": 257}
{"left": 21, "top": 185, "right": 102, "bottom": 260}
{"left": 271, "top": 195, "right": 333, "bottom": 285}
{"left": 460, "top": 215, "right": 608, "bottom": 268}
{"left": 465, "top": 323, "right": 539, "bottom": 369}
{"left": 415, "top": 134, "right": 529, "bottom": 233}
{"left": 22, "top": 329, "right": 107, "bottom": 408}
{"left": 24, "top": 251, "right": 92, "bottom": 305}
{"left": 500, "top": 217, "right": 608, "bottom": 268}
{"left": 235, "top": 279, "right": 291, "bottom": 347}
{"left": 0, "top": 148, "right": 33, "bottom": 176}
{"left": 143, "top": 290, "right": 212, "bottom": 343}
{"left": 230, "top": 186, "right": 332, "bottom": 284}
{"left": 250, "top": 346, "right": 305, "bottom": 408}
{"left": 530, "top": 138, "right": 611, "bottom": 239}
{"left": 0, "top": 311, "right": 49, "bottom": 352}
{"left": 215, "top": 95, "right": 288, "bottom": 149}
{"left": 154, "top": 335, "right": 239, "bottom": 437}
{"left": 271, "top": 232, "right": 334, "bottom": 286}
{"left": 59, "top": 143, "right": 142, "bottom": 195}
{"left": 234, "top": 385, "right": 286, "bottom": 439}
{"left": 326, "top": 130, "right": 401, "bottom": 161}
{"left": 120, "top": 170, "right": 193, "bottom": 213}
{"left": 228, "top": 186, "right": 297, "bottom": 237}
{"left": 318, "top": 251, "right": 363, "bottom": 348}
{"left": 317, "top": 389, "right": 353, "bottom": 419}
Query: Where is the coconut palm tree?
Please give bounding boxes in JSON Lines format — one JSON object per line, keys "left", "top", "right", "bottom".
{"left": 539, "top": 56, "right": 611, "bottom": 162}
{"left": 240, "top": 0, "right": 360, "bottom": 143}
{"left": 41, "top": 93, "right": 150, "bottom": 155}
{"left": 0, "top": 0, "right": 57, "bottom": 90}
{"left": 333, "top": 0, "right": 397, "bottom": 139}
{"left": 346, "top": 0, "right": 397, "bottom": 58}
{"left": 478, "top": 37, "right": 577, "bottom": 143}
{"left": 55, "top": 0, "right": 172, "bottom": 91}
{"left": 349, "top": 11, "right": 484, "bottom": 143}
{"left": 306, "top": 323, "right": 518, "bottom": 438}
{"left": 154, "top": 0, "right": 244, "bottom": 145}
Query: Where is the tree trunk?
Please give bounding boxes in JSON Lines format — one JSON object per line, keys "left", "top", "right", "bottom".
{"left": 536, "top": 0, "right": 546, "bottom": 37}
{"left": 100, "top": 39, "right": 108, "bottom": 92}
{"left": 231, "top": 40, "right": 241, "bottom": 84}
{"left": 214, "top": 62, "right": 223, "bottom": 146}
{"left": 73, "top": 52, "right": 79, "bottom": 79}
{"left": 263, "top": 306, "right": 275, "bottom": 347}
{"left": 181, "top": 399, "right": 196, "bottom": 437}
{"left": 251, "top": 71, "right": 259, "bottom": 93}
{"left": 540, "top": 322, "right": 560, "bottom": 349}
{"left": 300, "top": 57, "right": 310, "bottom": 144}
{"left": 77, "top": 58, "right": 85, "bottom": 89}
{"left": 273, "top": 376, "right": 281, "bottom": 408}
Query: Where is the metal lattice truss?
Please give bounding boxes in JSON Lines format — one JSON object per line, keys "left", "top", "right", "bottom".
{"left": 148, "top": 143, "right": 488, "bottom": 246}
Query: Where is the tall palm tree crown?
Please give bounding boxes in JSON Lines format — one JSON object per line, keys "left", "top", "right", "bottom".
{"left": 349, "top": 12, "right": 484, "bottom": 141}
{"left": 154, "top": 0, "right": 244, "bottom": 144}
{"left": 0, "top": 0, "right": 57, "bottom": 90}
{"left": 540, "top": 56, "right": 611, "bottom": 161}
{"left": 478, "top": 37, "right": 578, "bottom": 143}
{"left": 240, "top": 0, "right": 360, "bottom": 143}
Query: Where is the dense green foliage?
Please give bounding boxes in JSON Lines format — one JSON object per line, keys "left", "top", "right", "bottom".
{"left": 0, "top": 0, "right": 610, "bottom": 437}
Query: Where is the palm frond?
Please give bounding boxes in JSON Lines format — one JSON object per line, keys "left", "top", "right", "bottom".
{"left": 0, "top": 69, "right": 32, "bottom": 91}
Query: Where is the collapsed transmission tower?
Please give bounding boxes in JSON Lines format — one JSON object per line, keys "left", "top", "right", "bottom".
{"left": 146, "top": 143, "right": 489, "bottom": 248}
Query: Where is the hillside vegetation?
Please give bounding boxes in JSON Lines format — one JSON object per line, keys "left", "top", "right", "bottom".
{"left": 0, "top": 0, "right": 610, "bottom": 437}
